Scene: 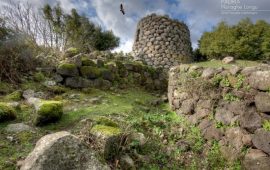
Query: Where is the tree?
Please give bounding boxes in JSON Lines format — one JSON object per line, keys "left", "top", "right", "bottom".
{"left": 198, "top": 18, "right": 270, "bottom": 60}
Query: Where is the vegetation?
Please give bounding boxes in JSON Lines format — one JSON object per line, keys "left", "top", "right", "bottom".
{"left": 199, "top": 18, "right": 270, "bottom": 60}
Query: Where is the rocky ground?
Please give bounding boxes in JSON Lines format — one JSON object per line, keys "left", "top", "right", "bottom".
{"left": 0, "top": 57, "right": 262, "bottom": 170}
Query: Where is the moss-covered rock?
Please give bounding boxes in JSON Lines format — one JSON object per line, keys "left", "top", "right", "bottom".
{"left": 34, "top": 100, "right": 63, "bottom": 126}
{"left": 5, "top": 90, "right": 22, "bottom": 101}
{"left": 57, "top": 63, "right": 79, "bottom": 77}
{"left": 96, "top": 117, "right": 119, "bottom": 127}
{"left": 0, "top": 102, "right": 16, "bottom": 122}
{"left": 90, "top": 125, "right": 121, "bottom": 137}
{"left": 64, "top": 47, "right": 79, "bottom": 58}
{"left": 80, "top": 66, "right": 101, "bottom": 79}
{"left": 81, "top": 57, "right": 96, "bottom": 66}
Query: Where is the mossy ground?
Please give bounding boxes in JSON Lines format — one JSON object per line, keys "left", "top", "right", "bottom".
{"left": 0, "top": 80, "right": 242, "bottom": 170}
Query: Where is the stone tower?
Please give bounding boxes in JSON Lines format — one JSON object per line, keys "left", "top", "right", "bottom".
{"left": 132, "top": 14, "right": 192, "bottom": 69}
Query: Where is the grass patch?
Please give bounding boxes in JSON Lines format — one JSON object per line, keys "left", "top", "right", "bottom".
{"left": 192, "top": 60, "right": 259, "bottom": 68}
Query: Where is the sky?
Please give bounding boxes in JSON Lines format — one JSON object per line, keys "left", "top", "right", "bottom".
{"left": 2, "top": 0, "right": 270, "bottom": 52}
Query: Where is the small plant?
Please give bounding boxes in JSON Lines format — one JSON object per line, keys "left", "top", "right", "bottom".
{"left": 190, "top": 71, "right": 201, "bottom": 78}
{"left": 223, "top": 93, "right": 240, "bottom": 102}
{"left": 234, "top": 74, "right": 245, "bottom": 89}
{"left": 212, "top": 74, "right": 223, "bottom": 86}
{"left": 33, "top": 72, "right": 45, "bottom": 82}
{"left": 207, "top": 141, "right": 226, "bottom": 169}
{"left": 215, "top": 121, "right": 224, "bottom": 129}
{"left": 263, "top": 120, "right": 270, "bottom": 131}
{"left": 220, "top": 76, "right": 230, "bottom": 87}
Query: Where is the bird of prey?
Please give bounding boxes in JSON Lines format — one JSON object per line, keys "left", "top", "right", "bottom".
{"left": 120, "top": 3, "right": 125, "bottom": 15}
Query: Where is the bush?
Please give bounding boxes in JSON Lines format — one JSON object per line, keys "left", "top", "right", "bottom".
{"left": 0, "top": 22, "right": 39, "bottom": 83}
{"left": 199, "top": 18, "right": 270, "bottom": 60}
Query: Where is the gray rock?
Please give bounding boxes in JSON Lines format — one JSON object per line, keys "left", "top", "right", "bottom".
{"left": 57, "top": 64, "right": 79, "bottom": 77}
{"left": 249, "top": 71, "right": 270, "bottom": 91}
{"left": 255, "top": 92, "right": 270, "bottom": 113}
{"left": 229, "top": 65, "right": 241, "bottom": 75}
{"left": 240, "top": 107, "right": 262, "bottom": 133}
{"left": 20, "top": 131, "right": 109, "bottom": 170}
{"left": 119, "top": 155, "right": 136, "bottom": 170}
{"left": 201, "top": 68, "right": 215, "bottom": 78}
{"left": 252, "top": 128, "right": 270, "bottom": 155}
{"left": 241, "top": 66, "right": 257, "bottom": 76}
{"left": 54, "top": 74, "right": 64, "bottom": 83}
{"left": 180, "top": 99, "right": 196, "bottom": 115}
{"left": 243, "top": 149, "right": 270, "bottom": 170}
{"left": 65, "top": 77, "right": 93, "bottom": 88}
{"left": 215, "top": 108, "right": 234, "bottom": 125}
{"left": 203, "top": 124, "right": 223, "bottom": 141}
{"left": 222, "top": 56, "right": 234, "bottom": 64}
{"left": 5, "top": 123, "right": 33, "bottom": 133}
{"left": 23, "top": 89, "right": 35, "bottom": 99}
{"left": 225, "top": 127, "right": 247, "bottom": 150}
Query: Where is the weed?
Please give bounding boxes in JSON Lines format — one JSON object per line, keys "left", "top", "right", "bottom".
{"left": 190, "top": 71, "right": 201, "bottom": 78}
{"left": 220, "top": 77, "right": 230, "bottom": 87}
{"left": 212, "top": 74, "right": 223, "bottom": 86}
{"left": 207, "top": 141, "right": 226, "bottom": 169}
{"left": 263, "top": 120, "right": 270, "bottom": 131}
{"left": 223, "top": 93, "right": 240, "bottom": 102}
{"left": 234, "top": 74, "right": 245, "bottom": 89}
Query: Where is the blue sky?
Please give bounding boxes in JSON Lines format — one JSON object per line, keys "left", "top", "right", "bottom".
{"left": 3, "top": 0, "right": 270, "bottom": 52}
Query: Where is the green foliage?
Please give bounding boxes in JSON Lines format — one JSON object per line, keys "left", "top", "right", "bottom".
{"left": 223, "top": 93, "right": 240, "bottom": 102}
{"left": 263, "top": 120, "right": 270, "bottom": 131}
{"left": 199, "top": 18, "right": 270, "bottom": 60}
{"left": 33, "top": 72, "right": 45, "bottom": 82}
{"left": 190, "top": 70, "right": 201, "bottom": 78}
{"left": 220, "top": 77, "right": 230, "bottom": 87}
{"left": 43, "top": 4, "right": 119, "bottom": 52}
{"left": 215, "top": 121, "right": 224, "bottom": 129}
{"left": 0, "top": 102, "right": 16, "bottom": 122}
{"left": 5, "top": 90, "right": 22, "bottom": 101}
{"left": 235, "top": 74, "right": 245, "bottom": 89}
{"left": 207, "top": 141, "right": 226, "bottom": 169}
{"left": 212, "top": 74, "right": 223, "bottom": 86}
{"left": 90, "top": 125, "right": 121, "bottom": 136}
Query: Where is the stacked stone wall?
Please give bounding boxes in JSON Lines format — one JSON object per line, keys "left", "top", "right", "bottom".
{"left": 168, "top": 64, "right": 270, "bottom": 169}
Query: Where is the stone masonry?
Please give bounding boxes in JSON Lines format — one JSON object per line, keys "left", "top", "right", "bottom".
{"left": 132, "top": 13, "right": 192, "bottom": 70}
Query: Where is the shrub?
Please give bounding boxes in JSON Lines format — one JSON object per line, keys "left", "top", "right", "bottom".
{"left": 0, "top": 23, "right": 38, "bottom": 83}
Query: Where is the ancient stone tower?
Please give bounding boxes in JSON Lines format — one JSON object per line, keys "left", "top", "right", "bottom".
{"left": 132, "top": 14, "right": 192, "bottom": 69}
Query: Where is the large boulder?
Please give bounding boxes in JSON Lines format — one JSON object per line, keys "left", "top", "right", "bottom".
{"left": 20, "top": 131, "right": 109, "bottom": 170}
{"left": 34, "top": 100, "right": 63, "bottom": 126}
{"left": 255, "top": 92, "right": 270, "bottom": 113}
{"left": 57, "top": 63, "right": 79, "bottom": 77}
{"left": 243, "top": 149, "right": 270, "bottom": 170}
{"left": 0, "top": 102, "right": 16, "bottom": 122}
{"left": 64, "top": 47, "right": 80, "bottom": 58}
{"left": 249, "top": 71, "right": 270, "bottom": 91}
{"left": 5, "top": 123, "right": 33, "bottom": 133}
{"left": 252, "top": 128, "right": 270, "bottom": 155}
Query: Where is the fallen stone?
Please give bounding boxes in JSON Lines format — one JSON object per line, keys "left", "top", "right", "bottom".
{"left": 222, "top": 56, "right": 234, "bottom": 64}
{"left": 240, "top": 107, "right": 262, "bottom": 133}
{"left": 20, "top": 131, "right": 109, "bottom": 170}
{"left": 5, "top": 123, "right": 33, "bottom": 133}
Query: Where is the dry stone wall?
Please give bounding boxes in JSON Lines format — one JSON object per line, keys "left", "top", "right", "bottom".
{"left": 132, "top": 14, "right": 192, "bottom": 70}
{"left": 54, "top": 53, "right": 167, "bottom": 92}
{"left": 168, "top": 64, "right": 270, "bottom": 169}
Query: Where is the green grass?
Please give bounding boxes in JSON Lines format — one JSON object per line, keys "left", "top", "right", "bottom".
{"left": 192, "top": 60, "right": 259, "bottom": 68}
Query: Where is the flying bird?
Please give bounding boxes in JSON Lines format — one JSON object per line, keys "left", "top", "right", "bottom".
{"left": 120, "top": 4, "right": 125, "bottom": 15}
